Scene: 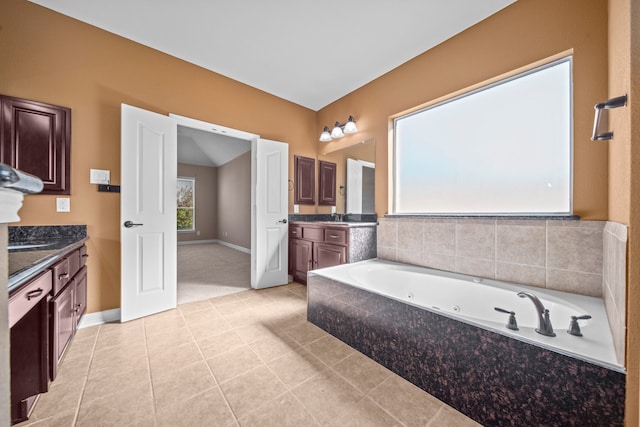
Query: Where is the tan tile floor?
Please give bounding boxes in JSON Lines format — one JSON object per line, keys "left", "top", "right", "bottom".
{"left": 17, "top": 283, "right": 482, "bottom": 427}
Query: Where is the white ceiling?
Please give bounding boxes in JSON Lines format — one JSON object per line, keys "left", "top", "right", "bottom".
{"left": 177, "top": 126, "right": 250, "bottom": 167}
{"left": 27, "top": 0, "right": 515, "bottom": 111}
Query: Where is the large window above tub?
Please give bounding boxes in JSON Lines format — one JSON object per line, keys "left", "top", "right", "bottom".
{"left": 393, "top": 56, "right": 573, "bottom": 216}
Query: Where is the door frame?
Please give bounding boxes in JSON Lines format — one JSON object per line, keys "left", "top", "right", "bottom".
{"left": 169, "top": 114, "right": 287, "bottom": 289}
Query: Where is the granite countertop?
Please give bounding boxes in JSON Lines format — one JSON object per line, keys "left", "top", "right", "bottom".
{"left": 290, "top": 221, "right": 378, "bottom": 228}
{"left": 8, "top": 225, "right": 88, "bottom": 294}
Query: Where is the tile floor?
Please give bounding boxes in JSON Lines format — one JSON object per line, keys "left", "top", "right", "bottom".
{"left": 18, "top": 283, "right": 481, "bottom": 427}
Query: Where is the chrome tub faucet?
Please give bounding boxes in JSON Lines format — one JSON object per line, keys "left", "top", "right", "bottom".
{"left": 517, "top": 291, "right": 556, "bottom": 337}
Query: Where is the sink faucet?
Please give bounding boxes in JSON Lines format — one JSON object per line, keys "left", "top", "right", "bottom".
{"left": 331, "top": 213, "right": 343, "bottom": 222}
{"left": 517, "top": 292, "right": 556, "bottom": 337}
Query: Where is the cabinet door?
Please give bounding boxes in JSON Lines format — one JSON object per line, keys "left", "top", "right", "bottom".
{"left": 291, "top": 238, "right": 313, "bottom": 284}
{"left": 318, "top": 160, "right": 337, "bottom": 206}
{"left": 74, "top": 266, "right": 88, "bottom": 325}
{"left": 314, "top": 243, "right": 347, "bottom": 270}
{"left": 294, "top": 155, "right": 315, "bottom": 205}
{"left": 10, "top": 297, "right": 49, "bottom": 423}
{"left": 0, "top": 95, "right": 71, "bottom": 194}
{"left": 50, "top": 282, "right": 75, "bottom": 381}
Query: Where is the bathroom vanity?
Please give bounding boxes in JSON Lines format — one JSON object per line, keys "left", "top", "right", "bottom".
{"left": 8, "top": 225, "right": 88, "bottom": 424}
{"left": 288, "top": 221, "right": 376, "bottom": 284}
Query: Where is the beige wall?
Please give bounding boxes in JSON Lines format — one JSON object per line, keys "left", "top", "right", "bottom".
{"left": 608, "top": 0, "right": 640, "bottom": 424}
{"left": 0, "top": 0, "right": 317, "bottom": 314}
{"left": 217, "top": 152, "right": 251, "bottom": 249}
{"left": 177, "top": 163, "right": 217, "bottom": 242}
{"left": 316, "top": 0, "right": 608, "bottom": 219}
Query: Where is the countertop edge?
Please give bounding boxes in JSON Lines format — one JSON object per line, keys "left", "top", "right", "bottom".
{"left": 9, "top": 237, "right": 89, "bottom": 293}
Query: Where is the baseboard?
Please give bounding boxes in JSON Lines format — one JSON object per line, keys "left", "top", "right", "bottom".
{"left": 177, "top": 239, "right": 218, "bottom": 246}
{"left": 177, "top": 239, "right": 250, "bottom": 254}
{"left": 77, "top": 308, "right": 121, "bottom": 328}
{"left": 217, "top": 240, "right": 250, "bottom": 254}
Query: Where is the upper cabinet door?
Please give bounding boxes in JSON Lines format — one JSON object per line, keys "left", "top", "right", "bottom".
{"left": 294, "top": 155, "right": 315, "bottom": 205}
{"left": 318, "top": 160, "right": 337, "bottom": 206}
{"left": 1, "top": 95, "right": 71, "bottom": 195}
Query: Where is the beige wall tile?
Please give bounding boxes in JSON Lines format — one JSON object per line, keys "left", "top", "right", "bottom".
{"left": 397, "top": 219, "right": 423, "bottom": 252}
{"left": 546, "top": 269, "right": 602, "bottom": 297}
{"left": 455, "top": 221, "right": 495, "bottom": 260}
{"left": 424, "top": 220, "right": 456, "bottom": 256}
{"left": 377, "top": 218, "right": 397, "bottom": 249}
{"left": 496, "top": 223, "right": 545, "bottom": 266}
{"left": 377, "top": 246, "right": 397, "bottom": 261}
{"left": 397, "top": 248, "right": 423, "bottom": 266}
{"left": 496, "top": 262, "right": 546, "bottom": 288}
{"left": 455, "top": 257, "right": 495, "bottom": 279}
{"left": 420, "top": 252, "right": 456, "bottom": 272}
{"left": 547, "top": 226, "right": 603, "bottom": 274}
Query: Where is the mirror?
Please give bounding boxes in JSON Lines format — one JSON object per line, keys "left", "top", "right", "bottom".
{"left": 317, "top": 138, "right": 375, "bottom": 214}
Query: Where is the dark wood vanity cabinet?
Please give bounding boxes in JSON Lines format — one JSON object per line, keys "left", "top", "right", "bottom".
{"left": 49, "top": 248, "right": 86, "bottom": 381}
{"left": 318, "top": 160, "right": 337, "bottom": 206}
{"left": 289, "top": 223, "right": 348, "bottom": 284}
{"left": 9, "top": 270, "right": 52, "bottom": 424}
{"left": 294, "top": 155, "right": 315, "bottom": 205}
{"left": 0, "top": 95, "right": 71, "bottom": 195}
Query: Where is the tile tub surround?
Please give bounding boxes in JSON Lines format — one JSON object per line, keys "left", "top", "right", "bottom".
{"left": 378, "top": 217, "right": 606, "bottom": 297}
{"left": 307, "top": 274, "right": 625, "bottom": 426}
{"left": 603, "top": 222, "right": 628, "bottom": 366}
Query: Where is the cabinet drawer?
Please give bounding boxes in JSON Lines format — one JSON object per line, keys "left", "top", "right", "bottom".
{"left": 289, "top": 226, "right": 302, "bottom": 239}
{"left": 302, "top": 227, "right": 323, "bottom": 242}
{"left": 51, "top": 257, "right": 70, "bottom": 296}
{"left": 8, "top": 270, "right": 52, "bottom": 328}
{"left": 324, "top": 228, "right": 347, "bottom": 245}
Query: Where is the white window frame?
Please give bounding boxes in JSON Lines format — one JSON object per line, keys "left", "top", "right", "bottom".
{"left": 177, "top": 177, "right": 196, "bottom": 232}
{"left": 391, "top": 54, "right": 573, "bottom": 216}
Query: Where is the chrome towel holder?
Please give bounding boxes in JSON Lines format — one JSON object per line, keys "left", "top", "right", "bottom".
{"left": 591, "top": 94, "right": 628, "bottom": 141}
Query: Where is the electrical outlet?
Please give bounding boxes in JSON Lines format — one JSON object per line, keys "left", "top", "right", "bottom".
{"left": 56, "top": 198, "right": 70, "bottom": 212}
{"left": 90, "top": 169, "right": 110, "bottom": 184}
{"left": 294, "top": 204, "right": 299, "bottom": 213}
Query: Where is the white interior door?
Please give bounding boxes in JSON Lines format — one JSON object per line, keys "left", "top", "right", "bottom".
{"left": 252, "top": 138, "right": 289, "bottom": 289}
{"left": 121, "top": 104, "right": 177, "bottom": 322}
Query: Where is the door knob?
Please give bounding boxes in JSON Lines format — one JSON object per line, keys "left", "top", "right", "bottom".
{"left": 278, "top": 219, "right": 288, "bottom": 224}
{"left": 124, "top": 221, "right": 143, "bottom": 228}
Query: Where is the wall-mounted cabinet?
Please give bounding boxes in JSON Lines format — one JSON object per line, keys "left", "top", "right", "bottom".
{"left": 0, "top": 95, "right": 71, "bottom": 195}
{"left": 294, "top": 155, "right": 315, "bottom": 205}
{"left": 318, "top": 160, "right": 337, "bottom": 206}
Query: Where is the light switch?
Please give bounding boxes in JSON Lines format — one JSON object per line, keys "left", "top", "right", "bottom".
{"left": 90, "top": 169, "right": 110, "bottom": 184}
{"left": 56, "top": 198, "right": 70, "bottom": 212}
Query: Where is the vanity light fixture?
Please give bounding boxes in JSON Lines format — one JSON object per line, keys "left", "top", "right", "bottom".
{"left": 319, "top": 116, "right": 358, "bottom": 141}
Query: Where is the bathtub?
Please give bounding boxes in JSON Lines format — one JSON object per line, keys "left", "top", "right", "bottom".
{"left": 311, "top": 259, "right": 621, "bottom": 371}
{"left": 307, "top": 259, "right": 625, "bottom": 426}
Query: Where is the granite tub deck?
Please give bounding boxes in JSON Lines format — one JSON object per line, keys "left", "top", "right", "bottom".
{"left": 307, "top": 274, "right": 625, "bottom": 426}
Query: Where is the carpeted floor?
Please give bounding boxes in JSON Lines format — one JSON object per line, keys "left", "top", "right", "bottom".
{"left": 177, "top": 243, "right": 251, "bottom": 304}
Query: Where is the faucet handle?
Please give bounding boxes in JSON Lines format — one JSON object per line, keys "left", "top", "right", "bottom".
{"left": 567, "top": 314, "right": 592, "bottom": 337}
{"left": 494, "top": 307, "right": 519, "bottom": 331}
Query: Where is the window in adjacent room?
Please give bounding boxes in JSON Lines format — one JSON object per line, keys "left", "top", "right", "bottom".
{"left": 393, "top": 55, "right": 572, "bottom": 215}
{"left": 177, "top": 177, "right": 195, "bottom": 231}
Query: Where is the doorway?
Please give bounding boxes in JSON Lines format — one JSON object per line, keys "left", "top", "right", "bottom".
{"left": 121, "top": 105, "right": 289, "bottom": 322}
{"left": 176, "top": 125, "right": 252, "bottom": 304}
